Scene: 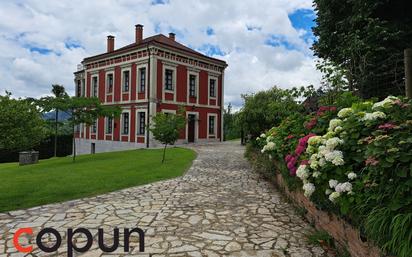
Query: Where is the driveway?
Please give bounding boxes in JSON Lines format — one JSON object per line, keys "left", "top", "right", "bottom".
{"left": 0, "top": 141, "right": 328, "bottom": 257}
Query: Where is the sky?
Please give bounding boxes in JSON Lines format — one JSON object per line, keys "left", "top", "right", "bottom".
{"left": 0, "top": 0, "right": 321, "bottom": 109}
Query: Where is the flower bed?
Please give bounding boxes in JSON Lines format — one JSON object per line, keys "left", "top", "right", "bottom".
{"left": 252, "top": 96, "right": 412, "bottom": 257}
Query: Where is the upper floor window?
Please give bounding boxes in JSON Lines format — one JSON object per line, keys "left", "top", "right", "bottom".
{"left": 122, "top": 113, "right": 129, "bottom": 135}
{"left": 139, "top": 68, "right": 146, "bottom": 93}
{"left": 92, "top": 77, "right": 98, "bottom": 97}
{"left": 76, "top": 80, "right": 82, "bottom": 97}
{"left": 107, "top": 73, "right": 113, "bottom": 93}
{"left": 106, "top": 117, "right": 113, "bottom": 134}
{"left": 137, "top": 112, "right": 145, "bottom": 135}
{"left": 165, "top": 69, "right": 173, "bottom": 91}
{"left": 209, "top": 116, "right": 215, "bottom": 135}
{"left": 209, "top": 79, "right": 216, "bottom": 98}
{"left": 189, "top": 75, "right": 196, "bottom": 97}
{"left": 123, "top": 70, "right": 130, "bottom": 92}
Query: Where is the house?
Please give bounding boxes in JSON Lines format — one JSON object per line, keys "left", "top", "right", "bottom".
{"left": 74, "top": 24, "right": 227, "bottom": 154}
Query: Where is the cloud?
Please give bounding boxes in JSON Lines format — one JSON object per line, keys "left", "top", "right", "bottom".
{"left": 0, "top": 0, "right": 321, "bottom": 108}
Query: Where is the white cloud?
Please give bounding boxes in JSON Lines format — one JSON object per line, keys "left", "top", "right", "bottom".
{"left": 0, "top": 0, "right": 321, "bottom": 108}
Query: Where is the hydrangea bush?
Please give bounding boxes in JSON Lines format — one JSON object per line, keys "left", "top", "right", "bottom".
{"left": 254, "top": 96, "right": 412, "bottom": 257}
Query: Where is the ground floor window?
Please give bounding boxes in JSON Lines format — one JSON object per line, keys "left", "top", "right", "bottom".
{"left": 106, "top": 117, "right": 113, "bottom": 134}
{"left": 91, "top": 120, "right": 97, "bottom": 134}
{"left": 209, "top": 115, "right": 215, "bottom": 135}
{"left": 137, "top": 112, "right": 145, "bottom": 135}
{"left": 122, "top": 113, "right": 129, "bottom": 135}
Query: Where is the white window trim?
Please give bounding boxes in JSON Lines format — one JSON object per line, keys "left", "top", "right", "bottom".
{"left": 105, "top": 117, "right": 114, "bottom": 137}
{"left": 105, "top": 71, "right": 114, "bottom": 98}
{"left": 121, "top": 67, "right": 132, "bottom": 96}
{"left": 120, "top": 110, "right": 131, "bottom": 137}
{"left": 185, "top": 111, "right": 199, "bottom": 143}
{"left": 136, "top": 109, "right": 148, "bottom": 137}
{"left": 207, "top": 113, "right": 218, "bottom": 138}
{"left": 187, "top": 71, "right": 199, "bottom": 104}
{"left": 162, "top": 63, "right": 177, "bottom": 102}
{"left": 161, "top": 109, "right": 177, "bottom": 115}
{"left": 136, "top": 63, "right": 148, "bottom": 96}
{"left": 208, "top": 75, "right": 218, "bottom": 102}
{"left": 91, "top": 74, "right": 99, "bottom": 98}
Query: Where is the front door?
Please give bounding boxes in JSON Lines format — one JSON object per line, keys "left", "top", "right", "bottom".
{"left": 188, "top": 114, "right": 195, "bottom": 143}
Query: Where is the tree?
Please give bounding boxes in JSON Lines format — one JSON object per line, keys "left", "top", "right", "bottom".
{"left": 150, "top": 110, "right": 186, "bottom": 163}
{"left": 0, "top": 92, "right": 46, "bottom": 152}
{"left": 67, "top": 97, "right": 121, "bottom": 162}
{"left": 38, "top": 95, "right": 121, "bottom": 162}
{"left": 239, "top": 86, "right": 303, "bottom": 138}
{"left": 40, "top": 85, "right": 69, "bottom": 157}
{"left": 312, "top": 0, "right": 412, "bottom": 98}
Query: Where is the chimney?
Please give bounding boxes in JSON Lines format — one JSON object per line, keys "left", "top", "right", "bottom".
{"left": 135, "top": 24, "right": 143, "bottom": 43}
{"left": 169, "top": 32, "right": 175, "bottom": 41}
{"left": 107, "top": 35, "right": 115, "bottom": 53}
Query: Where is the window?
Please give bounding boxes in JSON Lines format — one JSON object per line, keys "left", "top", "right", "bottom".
{"left": 165, "top": 69, "right": 173, "bottom": 90}
{"left": 77, "top": 80, "right": 81, "bottom": 97}
{"left": 92, "top": 77, "right": 98, "bottom": 97}
{"left": 209, "top": 116, "right": 215, "bottom": 135}
{"left": 122, "top": 113, "right": 129, "bottom": 135}
{"left": 106, "top": 117, "right": 113, "bottom": 134}
{"left": 137, "top": 112, "right": 145, "bottom": 135}
{"left": 139, "top": 68, "right": 146, "bottom": 92}
{"left": 123, "top": 70, "right": 130, "bottom": 92}
{"left": 209, "top": 79, "right": 216, "bottom": 97}
{"left": 75, "top": 124, "right": 80, "bottom": 133}
{"left": 107, "top": 73, "right": 113, "bottom": 93}
{"left": 91, "top": 120, "right": 97, "bottom": 134}
{"left": 189, "top": 75, "right": 196, "bottom": 97}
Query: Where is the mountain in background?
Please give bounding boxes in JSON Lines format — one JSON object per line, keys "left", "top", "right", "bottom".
{"left": 43, "top": 111, "right": 71, "bottom": 121}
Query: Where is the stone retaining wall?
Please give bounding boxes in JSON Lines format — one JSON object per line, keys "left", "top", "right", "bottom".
{"left": 272, "top": 172, "right": 385, "bottom": 257}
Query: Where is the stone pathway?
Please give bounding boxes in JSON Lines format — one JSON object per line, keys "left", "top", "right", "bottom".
{"left": 0, "top": 141, "right": 329, "bottom": 257}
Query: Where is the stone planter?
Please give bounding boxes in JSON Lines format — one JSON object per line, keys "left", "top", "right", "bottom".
{"left": 19, "top": 151, "right": 39, "bottom": 166}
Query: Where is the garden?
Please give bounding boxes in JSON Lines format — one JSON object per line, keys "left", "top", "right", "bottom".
{"left": 243, "top": 89, "right": 412, "bottom": 257}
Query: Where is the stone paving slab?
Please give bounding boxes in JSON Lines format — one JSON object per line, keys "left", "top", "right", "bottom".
{"left": 0, "top": 141, "right": 330, "bottom": 257}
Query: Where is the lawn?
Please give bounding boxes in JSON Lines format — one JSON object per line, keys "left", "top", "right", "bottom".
{"left": 0, "top": 147, "right": 196, "bottom": 213}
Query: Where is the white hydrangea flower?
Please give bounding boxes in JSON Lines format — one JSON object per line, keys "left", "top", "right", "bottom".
{"left": 324, "top": 150, "right": 344, "bottom": 166}
{"left": 266, "top": 136, "right": 273, "bottom": 143}
{"left": 337, "top": 108, "right": 353, "bottom": 118}
{"left": 329, "top": 192, "right": 341, "bottom": 202}
{"left": 347, "top": 172, "right": 357, "bottom": 180}
{"left": 296, "top": 165, "right": 309, "bottom": 180}
{"left": 260, "top": 133, "right": 266, "bottom": 138}
{"left": 312, "top": 171, "right": 321, "bottom": 178}
{"left": 325, "top": 137, "right": 344, "bottom": 150}
{"left": 329, "top": 179, "right": 338, "bottom": 188}
{"left": 261, "top": 141, "right": 275, "bottom": 153}
{"left": 328, "top": 119, "right": 343, "bottom": 132}
{"left": 335, "top": 182, "right": 352, "bottom": 193}
{"left": 303, "top": 183, "right": 315, "bottom": 197}
{"left": 325, "top": 189, "right": 332, "bottom": 195}
{"left": 318, "top": 157, "right": 326, "bottom": 167}
{"left": 362, "top": 111, "right": 386, "bottom": 121}
{"left": 372, "top": 96, "right": 399, "bottom": 110}
{"left": 308, "top": 136, "right": 322, "bottom": 146}
{"left": 334, "top": 126, "right": 343, "bottom": 133}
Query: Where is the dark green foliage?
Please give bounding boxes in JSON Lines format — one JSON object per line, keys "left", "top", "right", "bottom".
{"left": 0, "top": 92, "right": 46, "bottom": 151}
{"left": 313, "top": 0, "right": 412, "bottom": 98}
{"left": 150, "top": 109, "right": 186, "bottom": 163}
{"left": 223, "top": 103, "right": 241, "bottom": 140}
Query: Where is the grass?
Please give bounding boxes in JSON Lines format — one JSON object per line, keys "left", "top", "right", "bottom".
{"left": 0, "top": 147, "right": 196, "bottom": 213}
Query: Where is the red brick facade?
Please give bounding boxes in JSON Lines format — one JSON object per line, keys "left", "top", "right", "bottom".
{"left": 74, "top": 24, "right": 227, "bottom": 153}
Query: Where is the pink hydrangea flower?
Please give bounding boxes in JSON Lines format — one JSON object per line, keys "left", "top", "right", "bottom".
{"left": 365, "top": 157, "right": 379, "bottom": 166}
{"left": 378, "top": 123, "right": 397, "bottom": 130}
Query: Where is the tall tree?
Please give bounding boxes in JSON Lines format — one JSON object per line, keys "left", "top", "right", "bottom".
{"left": 0, "top": 92, "right": 45, "bottom": 152}
{"left": 312, "top": 0, "right": 412, "bottom": 98}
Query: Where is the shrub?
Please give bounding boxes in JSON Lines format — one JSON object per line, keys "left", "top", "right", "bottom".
{"left": 254, "top": 95, "right": 412, "bottom": 257}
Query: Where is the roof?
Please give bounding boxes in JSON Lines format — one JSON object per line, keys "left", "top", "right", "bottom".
{"left": 83, "top": 34, "right": 227, "bottom": 66}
